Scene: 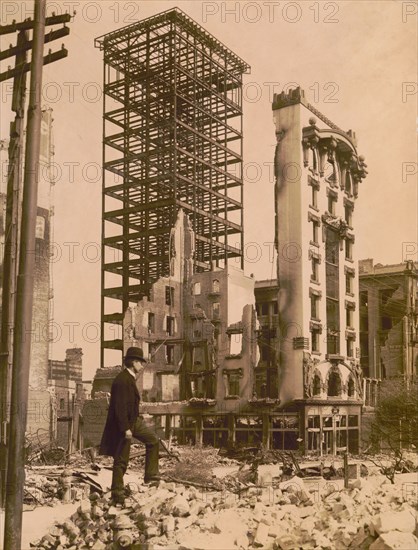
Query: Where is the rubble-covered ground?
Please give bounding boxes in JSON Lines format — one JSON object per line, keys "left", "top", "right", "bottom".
{"left": 24, "top": 447, "right": 418, "bottom": 550}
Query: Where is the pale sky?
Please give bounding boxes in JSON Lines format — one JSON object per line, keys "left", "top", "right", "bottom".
{"left": 1, "top": 0, "right": 417, "bottom": 380}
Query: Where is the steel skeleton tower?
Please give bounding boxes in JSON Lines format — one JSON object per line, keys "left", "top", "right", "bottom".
{"left": 95, "top": 9, "right": 250, "bottom": 364}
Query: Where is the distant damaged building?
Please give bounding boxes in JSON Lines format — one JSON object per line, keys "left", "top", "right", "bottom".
{"left": 359, "top": 259, "right": 418, "bottom": 381}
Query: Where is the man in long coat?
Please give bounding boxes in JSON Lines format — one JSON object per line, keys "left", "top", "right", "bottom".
{"left": 100, "top": 347, "right": 160, "bottom": 504}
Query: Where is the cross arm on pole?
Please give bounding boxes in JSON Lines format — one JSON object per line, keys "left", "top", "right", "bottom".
{"left": 0, "top": 13, "right": 72, "bottom": 35}
{"left": 0, "top": 25, "right": 70, "bottom": 61}
{"left": 0, "top": 46, "right": 68, "bottom": 82}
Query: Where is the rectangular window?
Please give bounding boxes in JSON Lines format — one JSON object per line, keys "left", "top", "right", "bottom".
{"left": 326, "top": 298, "right": 340, "bottom": 332}
{"left": 326, "top": 263, "right": 339, "bottom": 298}
{"left": 325, "top": 228, "right": 340, "bottom": 355}
{"left": 272, "top": 301, "right": 278, "bottom": 315}
{"left": 308, "top": 415, "right": 320, "bottom": 429}
{"left": 148, "top": 343, "right": 156, "bottom": 362}
{"left": 311, "top": 294, "right": 319, "bottom": 319}
{"left": 261, "top": 303, "right": 269, "bottom": 316}
{"left": 325, "top": 230, "right": 339, "bottom": 265}
{"left": 228, "top": 373, "right": 240, "bottom": 396}
{"left": 323, "top": 416, "right": 333, "bottom": 428}
{"left": 193, "top": 282, "right": 201, "bottom": 295}
{"left": 59, "top": 398, "right": 65, "bottom": 410}
{"left": 311, "top": 258, "right": 319, "bottom": 282}
{"left": 212, "top": 302, "right": 220, "bottom": 319}
{"left": 346, "top": 308, "right": 353, "bottom": 328}
{"left": 165, "top": 286, "right": 174, "bottom": 306}
{"left": 166, "top": 316, "right": 175, "bottom": 336}
{"left": 345, "top": 273, "right": 353, "bottom": 294}
{"left": 229, "top": 332, "right": 242, "bottom": 356}
{"left": 347, "top": 337, "right": 354, "bottom": 357}
{"left": 345, "top": 239, "right": 353, "bottom": 261}
{"left": 326, "top": 299, "right": 340, "bottom": 355}
{"left": 311, "top": 329, "right": 320, "bottom": 352}
{"left": 344, "top": 204, "right": 353, "bottom": 226}
{"left": 311, "top": 186, "right": 318, "bottom": 208}
{"left": 328, "top": 194, "right": 337, "bottom": 215}
{"left": 148, "top": 312, "right": 155, "bottom": 334}
{"left": 165, "top": 344, "right": 174, "bottom": 364}
{"left": 312, "top": 221, "right": 319, "bottom": 244}
{"left": 327, "top": 333, "right": 339, "bottom": 355}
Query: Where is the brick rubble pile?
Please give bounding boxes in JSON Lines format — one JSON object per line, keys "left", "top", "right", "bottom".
{"left": 30, "top": 473, "right": 418, "bottom": 549}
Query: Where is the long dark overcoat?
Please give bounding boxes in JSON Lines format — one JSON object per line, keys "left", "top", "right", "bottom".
{"left": 99, "top": 368, "right": 140, "bottom": 457}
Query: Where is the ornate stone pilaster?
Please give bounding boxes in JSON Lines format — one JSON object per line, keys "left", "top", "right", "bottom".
{"left": 302, "top": 117, "right": 320, "bottom": 168}
{"left": 347, "top": 359, "right": 363, "bottom": 398}
{"left": 350, "top": 155, "right": 367, "bottom": 198}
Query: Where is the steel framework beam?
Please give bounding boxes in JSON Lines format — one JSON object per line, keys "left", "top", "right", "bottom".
{"left": 96, "top": 8, "right": 250, "bottom": 365}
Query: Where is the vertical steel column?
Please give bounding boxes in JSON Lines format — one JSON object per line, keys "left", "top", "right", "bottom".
{"left": 100, "top": 57, "right": 106, "bottom": 368}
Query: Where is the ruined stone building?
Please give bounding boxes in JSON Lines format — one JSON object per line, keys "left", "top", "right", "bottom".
{"left": 359, "top": 259, "right": 418, "bottom": 386}
{"left": 123, "top": 209, "right": 261, "bottom": 447}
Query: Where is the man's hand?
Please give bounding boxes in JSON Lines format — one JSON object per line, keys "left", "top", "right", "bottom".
{"left": 125, "top": 429, "right": 133, "bottom": 439}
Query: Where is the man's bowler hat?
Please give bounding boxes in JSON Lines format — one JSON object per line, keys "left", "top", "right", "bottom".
{"left": 125, "top": 347, "right": 147, "bottom": 362}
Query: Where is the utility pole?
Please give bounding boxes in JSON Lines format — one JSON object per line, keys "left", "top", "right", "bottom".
{"left": 0, "top": 3, "right": 72, "bottom": 548}
{"left": 0, "top": 29, "right": 28, "bottom": 509}
{"left": 4, "top": 1, "right": 47, "bottom": 546}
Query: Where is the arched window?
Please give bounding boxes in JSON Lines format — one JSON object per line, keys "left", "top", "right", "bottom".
{"left": 347, "top": 377, "right": 355, "bottom": 397}
{"left": 313, "top": 374, "right": 321, "bottom": 396}
{"left": 327, "top": 370, "right": 342, "bottom": 397}
{"left": 212, "top": 279, "right": 220, "bottom": 293}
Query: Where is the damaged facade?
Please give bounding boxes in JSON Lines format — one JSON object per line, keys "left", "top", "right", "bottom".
{"left": 271, "top": 88, "right": 367, "bottom": 454}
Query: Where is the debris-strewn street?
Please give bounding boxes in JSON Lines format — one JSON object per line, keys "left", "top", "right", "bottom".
{"left": 22, "top": 447, "right": 418, "bottom": 550}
